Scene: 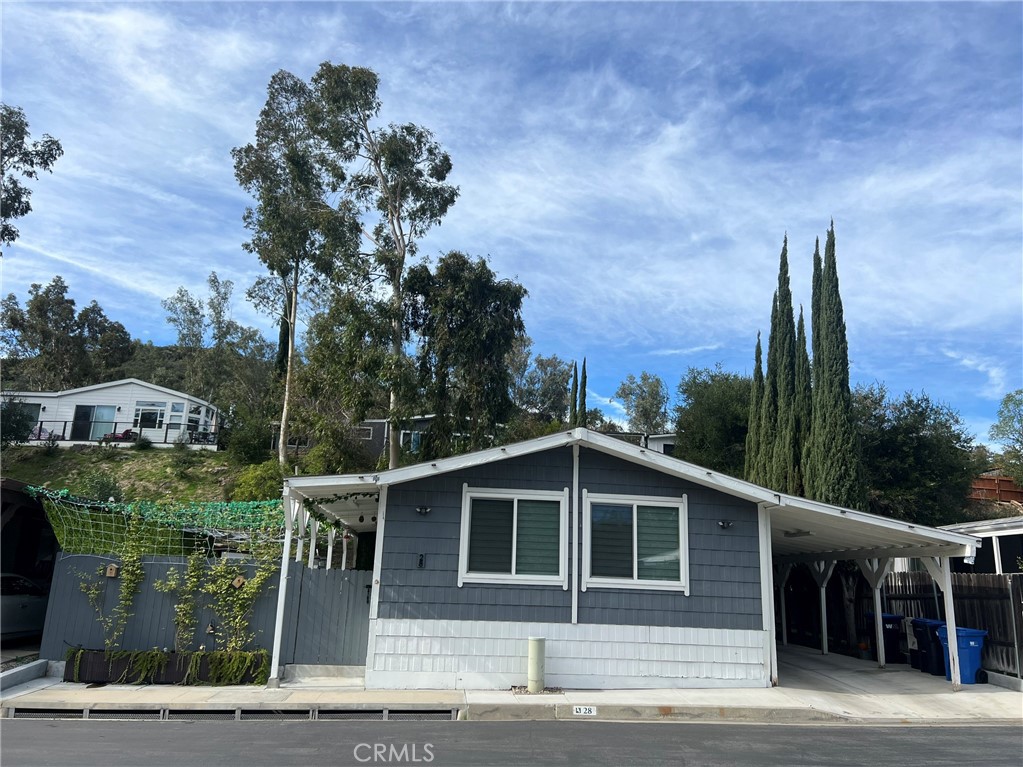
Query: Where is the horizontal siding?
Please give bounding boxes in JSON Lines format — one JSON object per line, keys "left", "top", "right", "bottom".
{"left": 379, "top": 449, "right": 574, "bottom": 623}
{"left": 377, "top": 446, "right": 763, "bottom": 631}
{"left": 366, "top": 618, "right": 768, "bottom": 689}
{"left": 578, "top": 448, "right": 762, "bottom": 630}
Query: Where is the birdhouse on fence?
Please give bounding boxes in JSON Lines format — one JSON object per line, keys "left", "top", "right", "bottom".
{"left": 105, "top": 563, "right": 120, "bottom": 578}
{"left": 232, "top": 575, "right": 247, "bottom": 589}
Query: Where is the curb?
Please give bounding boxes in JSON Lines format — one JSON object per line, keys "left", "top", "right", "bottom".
{"left": 0, "top": 660, "right": 48, "bottom": 693}
{"left": 462, "top": 703, "right": 848, "bottom": 723}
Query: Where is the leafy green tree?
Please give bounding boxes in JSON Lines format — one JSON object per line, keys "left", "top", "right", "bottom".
{"left": 509, "top": 341, "right": 573, "bottom": 424}
{"left": 1, "top": 104, "right": 63, "bottom": 251}
{"left": 675, "top": 365, "right": 751, "bottom": 477}
{"left": 989, "top": 389, "right": 1023, "bottom": 486}
{"left": 0, "top": 396, "right": 37, "bottom": 448}
{"left": 0, "top": 276, "right": 130, "bottom": 390}
{"left": 615, "top": 371, "right": 670, "bottom": 434}
{"left": 803, "top": 223, "right": 865, "bottom": 510}
{"left": 406, "top": 251, "right": 526, "bottom": 458}
{"left": 855, "top": 384, "right": 977, "bottom": 526}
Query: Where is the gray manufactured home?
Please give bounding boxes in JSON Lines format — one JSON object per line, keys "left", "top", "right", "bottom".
{"left": 277, "top": 429, "right": 980, "bottom": 690}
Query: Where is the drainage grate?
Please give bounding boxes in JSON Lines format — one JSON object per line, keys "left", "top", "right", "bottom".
{"left": 13, "top": 709, "right": 85, "bottom": 720}
{"left": 317, "top": 710, "right": 386, "bottom": 721}
{"left": 386, "top": 710, "right": 457, "bottom": 721}
{"left": 239, "top": 709, "right": 312, "bottom": 721}
{"left": 88, "top": 709, "right": 162, "bottom": 721}
{"left": 167, "top": 710, "right": 237, "bottom": 721}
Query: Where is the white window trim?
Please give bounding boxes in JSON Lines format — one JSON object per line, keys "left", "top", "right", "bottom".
{"left": 458, "top": 484, "right": 569, "bottom": 589}
{"left": 582, "top": 490, "right": 689, "bottom": 595}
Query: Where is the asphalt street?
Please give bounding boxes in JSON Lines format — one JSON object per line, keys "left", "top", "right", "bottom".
{"left": 2, "top": 720, "right": 1021, "bottom": 767}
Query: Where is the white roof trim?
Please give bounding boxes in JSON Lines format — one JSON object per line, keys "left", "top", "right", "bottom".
{"left": 283, "top": 428, "right": 979, "bottom": 557}
{"left": 5, "top": 378, "right": 218, "bottom": 409}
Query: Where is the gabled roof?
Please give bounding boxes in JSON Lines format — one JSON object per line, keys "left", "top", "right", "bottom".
{"left": 4, "top": 378, "right": 218, "bottom": 409}
{"left": 285, "top": 428, "right": 979, "bottom": 562}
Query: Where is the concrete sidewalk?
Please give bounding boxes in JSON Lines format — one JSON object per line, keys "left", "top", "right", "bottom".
{"left": 2, "top": 648, "right": 1021, "bottom": 725}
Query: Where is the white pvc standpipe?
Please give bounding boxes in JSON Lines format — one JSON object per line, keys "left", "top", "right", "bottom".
{"left": 527, "top": 637, "right": 545, "bottom": 693}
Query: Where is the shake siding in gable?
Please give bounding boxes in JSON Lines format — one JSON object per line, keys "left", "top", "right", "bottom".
{"left": 376, "top": 445, "right": 761, "bottom": 631}
{"left": 578, "top": 448, "right": 762, "bottom": 631}
{"left": 377, "top": 447, "right": 574, "bottom": 624}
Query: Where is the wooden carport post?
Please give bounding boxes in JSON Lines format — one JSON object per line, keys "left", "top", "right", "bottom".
{"left": 856, "top": 557, "right": 893, "bottom": 667}
{"left": 808, "top": 560, "right": 836, "bottom": 654}
{"left": 920, "top": 556, "right": 962, "bottom": 690}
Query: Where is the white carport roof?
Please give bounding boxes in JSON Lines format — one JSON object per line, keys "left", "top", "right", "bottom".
{"left": 284, "top": 428, "right": 979, "bottom": 561}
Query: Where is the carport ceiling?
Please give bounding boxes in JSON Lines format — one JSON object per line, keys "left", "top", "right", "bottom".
{"left": 770, "top": 503, "right": 979, "bottom": 563}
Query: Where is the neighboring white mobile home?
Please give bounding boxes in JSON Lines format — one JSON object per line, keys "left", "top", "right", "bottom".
{"left": 4, "top": 378, "right": 220, "bottom": 449}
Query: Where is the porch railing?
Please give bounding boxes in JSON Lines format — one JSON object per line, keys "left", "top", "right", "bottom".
{"left": 21, "top": 420, "right": 218, "bottom": 447}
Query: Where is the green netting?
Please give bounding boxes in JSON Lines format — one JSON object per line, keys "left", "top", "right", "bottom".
{"left": 28, "top": 487, "right": 284, "bottom": 561}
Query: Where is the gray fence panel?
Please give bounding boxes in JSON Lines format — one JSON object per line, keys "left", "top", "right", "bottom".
{"left": 290, "top": 567, "right": 371, "bottom": 665}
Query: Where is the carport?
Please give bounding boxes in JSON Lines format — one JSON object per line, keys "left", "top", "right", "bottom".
{"left": 764, "top": 496, "right": 982, "bottom": 690}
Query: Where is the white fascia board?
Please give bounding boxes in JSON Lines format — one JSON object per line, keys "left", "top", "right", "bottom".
{"left": 769, "top": 494, "right": 982, "bottom": 549}
{"left": 941, "top": 517, "right": 1023, "bottom": 536}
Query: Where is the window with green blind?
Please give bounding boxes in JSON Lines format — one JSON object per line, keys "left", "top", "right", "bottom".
{"left": 459, "top": 488, "right": 567, "bottom": 586}
{"left": 584, "top": 493, "right": 688, "bottom": 593}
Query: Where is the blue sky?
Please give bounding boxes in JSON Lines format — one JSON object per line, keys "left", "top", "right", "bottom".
{"left": 2, "top": 2, "right": 1021, "bottom": 443}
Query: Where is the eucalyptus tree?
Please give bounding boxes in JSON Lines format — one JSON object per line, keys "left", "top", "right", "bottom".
{"left": 307, "top": 62, "right": 459, "bottom": 468}
{"left": 1, "top": 104, "right": 63, "bottom": 251}
{"left": 233, "top": 69, "right": 360, "bottom": 467}
{"left": 615, "top": 371, "right": 670, "bottom": 434}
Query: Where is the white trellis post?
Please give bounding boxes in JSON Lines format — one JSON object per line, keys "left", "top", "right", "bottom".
{"left": 326, "top": 528, "right": 336, "bottom": 570}
{"left": 307, "top": 518, "right": 318, "bottom": 568}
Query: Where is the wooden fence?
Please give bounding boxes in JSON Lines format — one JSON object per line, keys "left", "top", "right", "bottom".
{"left": 879, "top": 571, "right": 1023, "bottom": 678}
{"left": 969, "top": 476, "right": 1023, "bottom": 503}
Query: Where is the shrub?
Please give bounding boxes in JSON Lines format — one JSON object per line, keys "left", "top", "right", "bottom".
{"left": 132, "top": 435, "right": 154, "bottom": 451}
{"left": 232, "top": 460, "right": 285, "bottom": 501}
{"left": 75, "top": 468, "right": 124, "bottom": 503}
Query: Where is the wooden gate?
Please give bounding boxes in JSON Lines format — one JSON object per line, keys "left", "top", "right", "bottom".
{"left": 287, "top": 567, "right": 372, "bottom": 666}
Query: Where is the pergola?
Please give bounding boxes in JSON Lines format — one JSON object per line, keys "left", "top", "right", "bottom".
{"left": 267, "top": 429, "right": 981, "bottom": 690}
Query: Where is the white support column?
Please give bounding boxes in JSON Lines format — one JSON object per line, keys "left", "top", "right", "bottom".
{"left": 808, "top": 560, "right": 836, "bottom": 655}
{"left": 920, "top": 556, "right": 962, "bottom": 690}
{"left": 307, "top": 518, "right": 318, "bottom": 568}
{"left": 857, "top": 557, "right": 893, "bottom": 668}
{"left": 269, "top": 492, "right": 298, "bottom": 687}
{"left": 758, "top": 505, "right": 778, "bottom": 686}
{"left": 341, "top": 534, "right": 349, "bottom": 571}
{"left": 294, "top": 501, "right": 306, "bottom": 563}
{"left": 571, "top": 444, "right": 580, "bottom": 625}
{"left": 325, "top": 528, "right": 336, "bottom": 571}
{"left": 992, "top": 536, "right": 1003, "bottom": 575}
{"left": 775, "top": 563, "right": 793, "bottom": 647}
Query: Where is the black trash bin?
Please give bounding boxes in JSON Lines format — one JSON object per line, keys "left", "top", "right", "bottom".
{"left": 866, "top": 612, "right": 905, "bottom": 664}
{"left": 911, "top": 618, "right": 946, "bottom": 675}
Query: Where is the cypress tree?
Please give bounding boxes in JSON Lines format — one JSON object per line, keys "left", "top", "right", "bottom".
{"left": 803, "top": 222, "right": 865, "bottom": 509}
{"left": 770, "top": 236, "right": 799, "bottom": 493}
{"left": 793, "top": 306, "right": 812, "bottom": 495}
{"left": 744, "top": 332, "right": 764, "bottom": 482}
{"left": 757, "top": 291, "right": 779, "bottom": 487}
{"left": 578, "top": 358, "right": 588, "bottom": 427}
{"left": 569, "top": 362, "right": 578, "bottom": 426}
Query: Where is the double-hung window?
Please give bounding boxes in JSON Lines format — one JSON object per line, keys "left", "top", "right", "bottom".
{"left": 458, "top": 485, "right": 569, "bottom": 588}
{"left": 582, "top": 492, "right": 689, "bottom": 594}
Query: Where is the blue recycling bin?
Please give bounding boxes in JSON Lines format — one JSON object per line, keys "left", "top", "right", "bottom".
{"left": 936, "top": 626, "right": 987, "bottom": 684}
{"left": 911, "top": 618, "right": 946, "bottom": 675}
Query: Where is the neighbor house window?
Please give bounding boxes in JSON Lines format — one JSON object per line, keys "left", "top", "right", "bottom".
{"left": 582, "top": 492, "right": 689, "bottom": 594}
{"left": 133, "top": 401, "right": 167, "bottom": 429}
{"left": 458, "top": 485, "right": 569, "bottom": 588}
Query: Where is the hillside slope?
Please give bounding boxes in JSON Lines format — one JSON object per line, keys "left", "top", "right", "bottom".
{"left": 1, "top": 445, "right": 242, "bottom": 502}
